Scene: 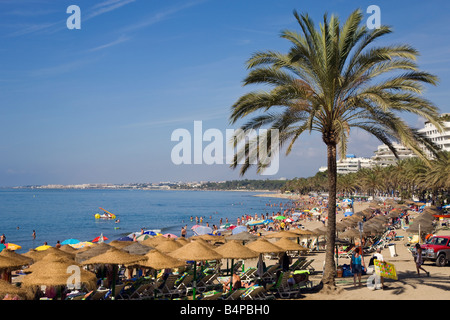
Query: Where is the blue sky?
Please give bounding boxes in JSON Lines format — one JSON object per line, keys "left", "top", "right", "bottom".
{"left": 0, "top": 0, "right": 449, "bottom": 186}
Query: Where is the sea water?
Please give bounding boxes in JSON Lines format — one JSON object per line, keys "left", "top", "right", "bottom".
{"left": 0, "top": 188, "right": 282, "bottom": 253}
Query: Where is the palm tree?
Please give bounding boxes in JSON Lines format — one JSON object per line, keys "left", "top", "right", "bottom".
{"left": 229, "top": 9, "right": 442, "bottom": 289}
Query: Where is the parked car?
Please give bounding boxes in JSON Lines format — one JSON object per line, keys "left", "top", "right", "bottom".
{"left": 411, "top": 236, "right": 450, "bottom": 267}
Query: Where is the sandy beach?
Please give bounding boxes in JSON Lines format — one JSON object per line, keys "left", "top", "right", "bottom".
{"left": 246, "top": 195, "right": 450, "bottom": 300}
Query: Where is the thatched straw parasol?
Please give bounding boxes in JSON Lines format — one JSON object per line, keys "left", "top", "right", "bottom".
{"left": 81, "top": 247, "right": 144, "bottom": 298}
{"left": 289, "top": 228, "right": 316, "bottom": 236}
{"left": 154, "top": 239, "right": 184, "bottom": 253}
{"left": 80, "top": 247, "right": 143, "bottom": 266}
{"left": 175, "top": 237, "right": 190, "bottom": 245}
{"left": 225, "top": 232, "right": 258, "bottom": 243}
{"left": 245, "top": 237, "right": 286, "bottom": 278}
{"left": 215, "top": 241, "right": 258, "bottom": 260}
{"left": 75, "top": 242, "right": 112, "bottom": 263}
{"left": 340, "top": 228, "right": 361, "bottom": 240}
{"left": 21, "top": 254, "right": 97, "bottom": 295}
{"left": 245, "top": 238, "right": 284, "bottom": 254}
{"left": 313, "top": 226, "right": 328, "bottom": 236}
{"left": 137, "top": 249, "right": 185, "bottom": 270}
{"left": 122, "top": 242, "right": 153, "bottom": 255}
{"left": 22, "top": 247, "right": 75, "bottom": 262}
{"left": 0, "top": 249, "right": 33, "bottom": 266}
{"left": 59, "top": 245, "right": 78, "bottom": 254}
{"left": 109, "top": 240, "right": 134, "bottom": 249}
{"left": 141, "top": 236, "right": 168, "bottom": 247}
{"left": 25, "top": 252, "right": 75, "bottom": 273}
{"left": 264, "top": 230, "right": 299, "bottom": 239}
{"left": 189, "top": 238, "right": 216, "bottom": 249}
{"left": 214, "top": 241, "right": 258, "bottom": 293}
{"left": 168, "top": 241, "right": 222, "bottom": 300}
{"left": 0, "top": 255, "right": 26, "bottom": 271}
{"left": 273, "top": 238, "right": 309, "bottom": 252}
{"left": 388, "top": 209, "right": 402, "bottom": 218}
{"left": 0, "top": 280, "right": 34, "bottom": 300}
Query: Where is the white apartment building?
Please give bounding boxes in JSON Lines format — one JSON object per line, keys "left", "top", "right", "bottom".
{"left": 318, "top": 154, "right": 374, "bottom": 174}
{"left": 371, "top": 142, "right": 417, "bottom": 167}
{"left": 418, "top": 113, "right": 450, "bottom": 157}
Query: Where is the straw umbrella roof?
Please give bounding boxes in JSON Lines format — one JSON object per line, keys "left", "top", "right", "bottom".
{"left": 25, "top": 252, "right": 76, "bottom": 273}
{"left": 122, "top": 242, "right": 153, "bottom": 255}
{"left": 168, "top": 240, "right": 222, "bottom": 262}
{"left": 136, "top": 249, "right": 185, "bottom": 270}
{"left": 388, "top": 210, "right": 402, "bottom": 218}
{"left": 154, "top": 239, "right": 184, "bottom": 253}
{"left": 245, "top": 238, "right": 285, "bottom": 254}
{"left": 21, "top": 255, "right": 97, "bottom": 290}
{"left": 264, "top": 230, "right": 299, "bottom": 239}
{"left": 313, "top": 226, "right": 328, "bottom": 236}
{"left": 0, "top": 280, "right": 34, "bottom": 300}
{"left": 0, "top": 249, "right": 33, "bottom": 266}
{"left": 214, "top": 241, "right": 259, "bottom": 260}
{"left": 407, "top": 222, "right": 434, "bottom": 234}
{"left": 189, "top": 238, "right": 216, "bottom": 249}
{"left": 22, "top": 247, "right": 75, "bottom": 262}
{"left": 59, "top": 245, "right": 78, "bottom": 254}
{"left": 75, "top": 242, "right": 112, "bottom": 263}
{"left": 80, "top": 247, "right": 144, "bottom": 266}
{"left": 175, "top": 237, "right": 190, "bottom": 245}
{"left": 0, "top": 255, "right": 26, "bottom": 269}
{"left": 109, "top": 240, "right": 134, "bottom": 249}
{"left": 289, "top": 228, "right": 316, "bottom": 236}
{"left": 141, "top": 236, "right": 169, "bottom": 247}
{"left": 273, "top": 238, "right": 309, "bottom": 252}
{"left": 225, "top": 232, "right": 258, "bottom": 242}
{"left": 340, "top": 228, "right": 361, "bottom": 239}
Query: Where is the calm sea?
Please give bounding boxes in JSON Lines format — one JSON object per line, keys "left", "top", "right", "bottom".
{"left": 0, "top": 189, "right": 282, "bottom": 253}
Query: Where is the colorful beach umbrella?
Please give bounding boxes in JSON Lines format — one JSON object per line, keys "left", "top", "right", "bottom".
{"left": 135, "top": 234, "right": 152, "bottom": 242}
{"left": 92, "top": 234, "right": 108, "bottom": 243}
{"left": 246, "top": 220, "right": 265, "bottom": 226}
{"left": 274, "top": 216, "right": 287, "bottom": 220}
{"left": 231, "top": 225, "right": 247, "bottom": 235}
{"left": 0, "top": 244, "right": 5, "bottom": 252}
{"left": 162, "top": 233, "right": 178, "bottom": 238}
{"left": 5, "top": 243, "right": 21, "bottom": 251}
{"left": 116, "top": 236, "right": 133, "bottom": 242}
{"left": 61, "top": 239, "right": 81, "bottom": 245}
{"left": 34, "top": 245, "right": 52, "bottom": 251}
{"left": 192, "top": 226, "right": 213, "bottom": 236}
{"left": 70, "top": 241, "right": 94, "bottom": 249}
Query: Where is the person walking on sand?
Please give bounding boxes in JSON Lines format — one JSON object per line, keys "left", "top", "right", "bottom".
{"left": 351, "top": 247, "right": 365, "bottom": 287}
{"left": 414, "top": 243, "right": 430, "bottom": 277}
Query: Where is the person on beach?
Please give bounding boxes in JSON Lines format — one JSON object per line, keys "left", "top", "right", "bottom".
{"left": 0, "top": 234, "right": 5, "bottom": 244}
{"left": 414, "top": 243, "right": 430, "bottom": 277}
{"left": 351, "top": 247, "right": 365, "bottom": 287}
{"left": 55, "top": 240, "right": 61, "bottom": 249}
{"left": 181, "top": 226, "right": 187, "bottom": 238}
{"left": 32, "top": 230, "right": 36, "bottom": 240}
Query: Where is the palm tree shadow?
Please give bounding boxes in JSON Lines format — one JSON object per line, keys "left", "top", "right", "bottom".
{"left": 389, "top": 271, "right": 450, "bottom": 295}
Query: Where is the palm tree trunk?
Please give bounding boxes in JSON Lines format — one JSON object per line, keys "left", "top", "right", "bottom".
{"left": 322, "top": 142, "right": 337, "bottom": 288}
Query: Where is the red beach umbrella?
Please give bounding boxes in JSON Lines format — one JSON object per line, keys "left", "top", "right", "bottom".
{"left": 92, "top": 234, "right": 108, "bottom": 243}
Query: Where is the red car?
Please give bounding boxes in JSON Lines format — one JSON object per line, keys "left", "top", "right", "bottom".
{"left": 412, "top": 236, "right": 450, "bottom": 267}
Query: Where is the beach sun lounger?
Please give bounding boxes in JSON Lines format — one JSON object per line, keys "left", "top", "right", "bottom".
{"left": 269, "top": 271, "right": 302, "bottom": 299}
{"left": 199, "top": 290, "right": 223, "bottom": 300}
